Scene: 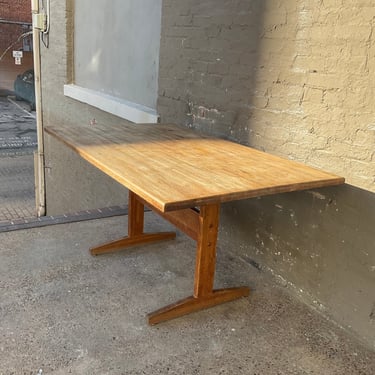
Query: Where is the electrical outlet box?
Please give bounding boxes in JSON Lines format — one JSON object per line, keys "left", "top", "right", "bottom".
{"left": 33, "top": 13, "right": 47, "bottom": 32}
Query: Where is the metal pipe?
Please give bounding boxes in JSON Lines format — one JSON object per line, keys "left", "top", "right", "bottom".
{"left": 0, "top": 19, "right": 32, "bottom": 26}
{"left": 31, "top": 0, "right": 46, "bottom": 216}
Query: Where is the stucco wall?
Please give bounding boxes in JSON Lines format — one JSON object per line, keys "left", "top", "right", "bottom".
{"left": 157, "top": 0, "right": 375, "bottom": 348}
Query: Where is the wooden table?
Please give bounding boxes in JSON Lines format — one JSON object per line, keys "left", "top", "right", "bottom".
{"left": 45, "top": 122, "right": 344, "bottom": 324}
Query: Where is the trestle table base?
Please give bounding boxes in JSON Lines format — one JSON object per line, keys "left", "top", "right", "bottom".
{"left": 90, "top": 190, "right": 250, "bottom": 324}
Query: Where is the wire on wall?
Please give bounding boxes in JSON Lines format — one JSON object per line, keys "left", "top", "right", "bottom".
{"left": 40, "top": 0, "right": 50, "bottom": 48}
{"left": 0, "top": 31, "right": 33, "bottom": 61}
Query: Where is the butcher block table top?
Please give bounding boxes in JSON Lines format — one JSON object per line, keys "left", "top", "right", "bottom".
{"left": 45, "top": 122, "right": 344, "bottom": 212}
{"left": 45, "top": 121, "right": 344, "bottom": 325}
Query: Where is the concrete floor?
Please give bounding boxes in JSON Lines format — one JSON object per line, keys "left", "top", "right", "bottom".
{"left": 0, "top": 213, "right": 374, "bottom": 374}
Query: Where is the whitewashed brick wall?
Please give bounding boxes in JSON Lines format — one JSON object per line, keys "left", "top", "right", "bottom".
{"left": 158, "top": 0, "right": 375, "bottom": 192}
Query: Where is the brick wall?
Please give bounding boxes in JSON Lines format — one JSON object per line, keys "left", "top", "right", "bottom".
{"left": 0, "top": 52, "right": 33, "bottom": 90}
{"left": 38, "top": 0, "right": 375, "bottom": 347}
{"left": 158, "top": 0, "right": 375, "bottom": 192}
{"left": 157, "top": 0, "right": 375, "bottom": 348}
{"left": 0, "top": 0, "right": 32, "bottom": 50}
{"left": 0, "top": 0, "right": 33, "bottom": 90}
{"left": 0, "top": 0, "right": 32, "bottom": 23}
{"left": 0, "top": 23, "right": 30, "bottom": 51}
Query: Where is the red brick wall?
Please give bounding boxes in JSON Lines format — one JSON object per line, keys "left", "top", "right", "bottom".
{"left": 0, "top": 0, "right": 33, "bottom": 91}
{"left": 0, "top": 51, "right": 33, "bottom": 91}
{"left": 0, "top": 23, "right": 30, "bottom": 51}
{"left": 0, "top": 0, "right": 32, "bottom": 23}
{"left": 0, "top": 0, "right": 32, "bottom": 50}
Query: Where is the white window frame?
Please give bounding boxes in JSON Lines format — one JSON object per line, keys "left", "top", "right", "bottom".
{"left": 65, "top": 0, "right": 161, "bottom": 124}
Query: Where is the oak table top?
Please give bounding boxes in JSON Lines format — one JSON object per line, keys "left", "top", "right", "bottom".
{"left": 45, "top": 122, "right": 344, "bottom": 212}
{"left": 46, "top": 121, "right": 345, "bottom": 324}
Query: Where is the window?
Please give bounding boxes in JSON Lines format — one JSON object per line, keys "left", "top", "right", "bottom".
{"left": 65, "top": 0, "right": 162, "bottom": 123}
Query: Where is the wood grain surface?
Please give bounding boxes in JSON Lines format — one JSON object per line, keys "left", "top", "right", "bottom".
{"left": 45, "top": 122, "right": 344, "bottom": 212}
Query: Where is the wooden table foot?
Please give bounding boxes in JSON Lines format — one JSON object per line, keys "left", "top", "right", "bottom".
{"left": 90, "top": 232, "right": 176, "bottom": 255}
{"left": 148, "top": 286, "right": 250, "bottom": 325}
{"left": 90, "top": 191, "right": 176, "bottom": 256}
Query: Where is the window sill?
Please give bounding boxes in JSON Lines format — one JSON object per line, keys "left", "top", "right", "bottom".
{"left": 64, "top": 84, "right": 159, "bottom": 124}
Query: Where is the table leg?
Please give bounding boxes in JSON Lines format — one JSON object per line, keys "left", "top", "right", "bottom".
{"left": 148, "top": 203, "right": 250, "bottom": 325}
{"left": 90, "top": 191, "right": 176, "bottom": 255}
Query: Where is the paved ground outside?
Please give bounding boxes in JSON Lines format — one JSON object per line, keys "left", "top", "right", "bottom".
{"left": 0, "top": 93, "right": 374, "bottom": 374}
{"left": 0, "top": 95, "right": 130, "bottom": 229}
{"left": 0, "top": 213, "right": 374, "bottom": 374}
{"left": 0, "top": 95, "right": 37, "bottom": 221}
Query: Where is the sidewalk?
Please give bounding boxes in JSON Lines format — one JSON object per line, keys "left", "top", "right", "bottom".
{"left": 0, "top": 95, "right": 37, "bottom": 221}
{"left": 0, "top": 94, "right": 373, "bottom": 374}
{"left": 0, "top": 213, "right": 374, "bottom": 374}
{"left": 0, "top": 96, "right": 128, "bottom": 227}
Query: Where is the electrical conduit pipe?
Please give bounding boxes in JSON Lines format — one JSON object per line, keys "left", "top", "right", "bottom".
{"left": 31, "top": 0, "right": 46, "bottom": 216}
